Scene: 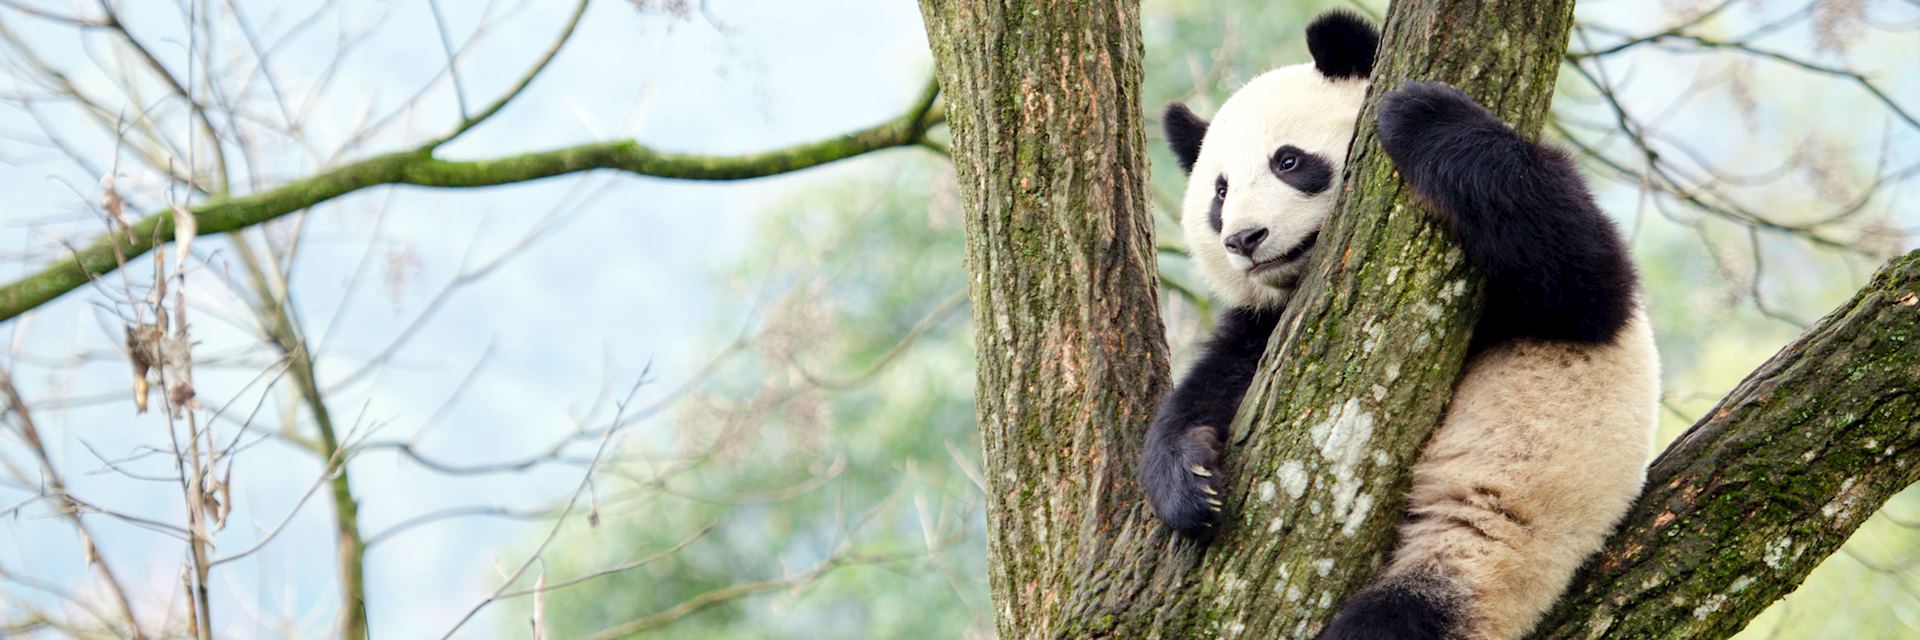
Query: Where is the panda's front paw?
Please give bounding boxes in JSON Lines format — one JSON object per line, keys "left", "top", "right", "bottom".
{"left": 1375, "top": 80, "right": 1502, "bottom": 167}
{"left": 1140, "top": 425, "right": 1226, "bottom": 539}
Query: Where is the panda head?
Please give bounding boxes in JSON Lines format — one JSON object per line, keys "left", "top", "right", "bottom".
{"left": 1164, "top": 10, "right": 1377, "bottom": 310}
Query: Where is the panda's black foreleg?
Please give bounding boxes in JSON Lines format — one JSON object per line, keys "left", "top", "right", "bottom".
{"left": 1375, "top": 80, "right": 1636, "bottom": 346}
{"left": 1138, "top": 306, "right": 1280, "bottom": 539}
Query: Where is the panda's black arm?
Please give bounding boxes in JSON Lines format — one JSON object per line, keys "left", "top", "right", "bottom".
{"left": 1151, "top": 307, "right": 1281, "bottom": 440}
{"left": 1139, "top": 306, "right": 1281, "bottom": 538}
{"left": 1376, "top": 81, "right": 1636, "bottom": 346}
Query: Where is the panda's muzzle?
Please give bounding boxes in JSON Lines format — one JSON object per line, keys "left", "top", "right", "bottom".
{"left": 1247, "top": 230, "right": 1320, "bottom": 274}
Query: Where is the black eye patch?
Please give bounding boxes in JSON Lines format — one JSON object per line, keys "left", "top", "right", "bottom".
{"left": 1209, "top": 175, "right": 1226, "bottom": 232}
{"left": 1271, "top": 145, "right": 1333, "bottom": 195}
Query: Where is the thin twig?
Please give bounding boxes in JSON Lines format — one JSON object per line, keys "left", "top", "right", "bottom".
{"left": 428, "top": 0, "right": 591, "bottom": 149}
{"left": 439, "top": 371, "right": 652, "bottom": 638}
{"left": 0, "top": 371, "right": 144, "bottom": 638}
{"left": 426, "top": 0, "right": 473, "bottom": 122}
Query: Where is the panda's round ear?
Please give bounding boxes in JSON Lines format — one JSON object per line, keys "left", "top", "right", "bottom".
{"left": 1163, "top": 102, "right": 1209, "bottom": 174}
{"left": 1306, "top": 10, "right": 1378, "bottom": 80}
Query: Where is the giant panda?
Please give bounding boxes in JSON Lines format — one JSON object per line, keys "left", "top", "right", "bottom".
{"left": 1138, "top": 10, "right": 1660, "bottom": 640}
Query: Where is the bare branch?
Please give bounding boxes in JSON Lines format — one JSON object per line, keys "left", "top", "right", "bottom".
{"left": 428, "top": 0, "right": 591, "bottom": 149}
{"left": 439, "top": 372, "right": 649, "bottom": 638}
{"left": 0, "top": 371, "right": 144, "bottom": 638}
{"left": 425, "top": 0, "right": 472, "bottom": 123}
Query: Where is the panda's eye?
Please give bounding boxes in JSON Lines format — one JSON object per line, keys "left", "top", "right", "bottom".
{"left": 1277, "top": 154, "right": 1299, "bottom": 172}
{"left": 1214, "top": 176, "right": 1228, "bottom": 199}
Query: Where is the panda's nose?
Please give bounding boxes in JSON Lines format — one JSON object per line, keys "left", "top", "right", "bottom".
{"left": 1223, "top": 228, "right": 1268, "bottom": 257}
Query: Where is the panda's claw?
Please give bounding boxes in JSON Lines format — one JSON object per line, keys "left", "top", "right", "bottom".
{"left": 1141, "top": 425, "right": 1228, "bottom": 540}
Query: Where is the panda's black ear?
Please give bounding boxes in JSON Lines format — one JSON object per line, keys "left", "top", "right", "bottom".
{"left": 1306, "top": 9, "right": 1378, "bottom": 80}
{"left": 1163, "top": 102, "right": 1208, "bottom": 174}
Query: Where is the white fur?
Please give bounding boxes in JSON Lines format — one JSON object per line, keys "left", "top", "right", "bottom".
{"left": 1181, "top": 64, "right": 1367, "bottom": 309}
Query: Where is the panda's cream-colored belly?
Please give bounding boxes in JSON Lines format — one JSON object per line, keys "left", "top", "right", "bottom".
{"left": 1387, "top": 309, "right": 1660, "bottom": 640}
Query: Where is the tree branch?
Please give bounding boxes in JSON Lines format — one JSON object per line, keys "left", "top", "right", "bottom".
{"left": 0, "top": 81, "right": 945, "bottom": 322}
{"left": 0, "top": 373, "right": 144, "bottom": 638}
{"left": 226, "top": 236, "right": 371, "bottom": 639}
{"left": 427, "top": 0, "right": 591, "bottom": 150}
{"left": 93, "top": 0, "right": 233, "bottom": 192}
{"left": 1571, "top": 30, "right": 1919, "bottom": 133}
{"left": 1534, "top": 248, "right": 1920, "bottom": 639}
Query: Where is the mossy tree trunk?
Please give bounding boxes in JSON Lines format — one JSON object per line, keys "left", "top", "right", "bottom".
{"left": 917, "top": 2, "right": 1173, "bottom": 636}
{"left": 921, "top": 0, "right": 1920, "bottom": 638}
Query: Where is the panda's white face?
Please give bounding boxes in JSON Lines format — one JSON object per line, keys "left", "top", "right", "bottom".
{"left": 1179, "top": 64, "right": 1368, "bottom": 309}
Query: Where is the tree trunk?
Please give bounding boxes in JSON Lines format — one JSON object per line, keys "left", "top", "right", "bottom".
{"left": 923, "top": 1, "right": 1920, "bottom": 638}
{"left": 917, "top": 2, "right": 1172, "bottom": 637}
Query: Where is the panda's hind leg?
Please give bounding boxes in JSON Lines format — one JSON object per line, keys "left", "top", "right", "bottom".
{"left": 1320, "top": 568, "right": 1464, "bottom": 640}
{"left": 1374, "top": 81, "right": 1637, "bottom": 347}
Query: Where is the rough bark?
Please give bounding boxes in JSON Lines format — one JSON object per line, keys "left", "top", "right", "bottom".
{"left": 916, "top": 2, "right": 1173, "bottom": 637}
{"left": 1534, "top": 249, "right": 1920, "bottom": 639}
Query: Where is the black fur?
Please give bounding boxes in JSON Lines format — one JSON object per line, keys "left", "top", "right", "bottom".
{"left": 1376, "top": 81, "right": 1637, "bottom": 346}
{"left": 1165, "top": 102, "right": 1210, "bottom": 173}
{"left": 1139, "top": 306, "right": 1281, "bottom": 539}
{"left": 1319, "top": 572, "right": 1462, "bottom": 640}
{"left": 1272, "top": 145, "right": 1334, "bottom": 195}
{"left": 1306, "top": 10, "right": 1379, "bottom": 80}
